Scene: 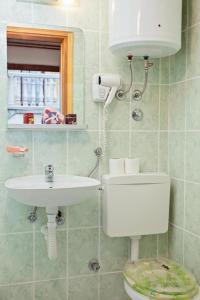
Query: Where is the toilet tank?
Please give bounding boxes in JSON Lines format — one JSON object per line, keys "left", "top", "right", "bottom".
{"left": 102, "top": 173, "right": 170, "bottom": 237}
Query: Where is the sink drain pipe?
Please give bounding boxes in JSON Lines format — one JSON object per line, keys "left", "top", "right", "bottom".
{"left": 46, "top": 207, "right": 58, "bottom": 260}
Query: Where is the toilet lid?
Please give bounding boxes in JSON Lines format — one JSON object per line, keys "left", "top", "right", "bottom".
{"left": 123, "top": 257, "right": 199, "bottom": 299}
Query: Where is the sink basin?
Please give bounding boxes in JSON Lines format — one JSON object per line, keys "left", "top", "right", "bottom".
{"left": 5, "top": 174, "right": 101, "bottom": 260}
{"left": 5, "top": 175, "right": 100, "bottom": 207}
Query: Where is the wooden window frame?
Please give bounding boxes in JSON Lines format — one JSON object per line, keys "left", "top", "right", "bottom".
{"left": 7, "top": 26, "right": 74, "bottom": 114}
{"left": 7, "top": 63, "right": 60, "bottom": 72}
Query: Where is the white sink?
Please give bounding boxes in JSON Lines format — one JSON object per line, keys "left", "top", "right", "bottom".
{"left": 5, "top": 174, "right": 101, "bottom": 260}
{"left": 5, "top": 175, "right": 100, "bottom": 207}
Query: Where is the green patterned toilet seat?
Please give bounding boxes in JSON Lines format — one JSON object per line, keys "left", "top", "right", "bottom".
{"left": 123, "top": 257, "right": 199, "bottom": 300}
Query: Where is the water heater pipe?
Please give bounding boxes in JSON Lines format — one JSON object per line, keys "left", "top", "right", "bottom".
{"left": 132, "top": 57, "right": 153, "bottom": 101}
{"left": 116, "top": 55, "right": 134, "bottom": 100}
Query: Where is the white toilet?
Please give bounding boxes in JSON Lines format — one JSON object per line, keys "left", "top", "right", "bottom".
{"left": 124, "top": 258, "right": 200, "bottom": 300}
{"left": 102, "top": 173, "right": 200, "bottom": 300}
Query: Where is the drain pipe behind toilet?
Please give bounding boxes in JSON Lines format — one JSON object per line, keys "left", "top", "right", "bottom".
{"left": 130, "top": 236, "right": 141, "bottom": 262}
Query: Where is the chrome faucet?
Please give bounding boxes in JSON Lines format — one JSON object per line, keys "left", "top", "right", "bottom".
{"left": 45, "top": 165, "right": 54, "bottom": 182}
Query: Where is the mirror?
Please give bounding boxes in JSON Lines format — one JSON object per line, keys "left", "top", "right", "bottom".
{"left": 7, "top": 25, "right": 85, "bottom": 127}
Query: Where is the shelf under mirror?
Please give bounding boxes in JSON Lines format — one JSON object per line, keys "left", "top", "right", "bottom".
{"left": 7, "top": 124, "right": 87, "bottom": 130}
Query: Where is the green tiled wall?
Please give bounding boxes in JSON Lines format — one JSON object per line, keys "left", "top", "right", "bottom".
{"left": 0, "top": 0, "right": 168, "bottom": 299}
{"left": 168, "top": 0, "right": 200, "bottom": 285}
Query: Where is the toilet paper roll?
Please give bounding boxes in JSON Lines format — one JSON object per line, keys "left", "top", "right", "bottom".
{"left": 109, "top": 158, "right": 125, "bottom": 175}
{"left": 125, "top": 158, "right": 140, "bottom": 174}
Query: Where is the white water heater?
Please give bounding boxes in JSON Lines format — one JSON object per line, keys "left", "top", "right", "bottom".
{"left": 109, "top": 0, "right": 182, "bottom": 58}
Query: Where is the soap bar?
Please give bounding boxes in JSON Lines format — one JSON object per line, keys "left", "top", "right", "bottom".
{"left": 6, "top": 146, "right": 28, "bottom": 153}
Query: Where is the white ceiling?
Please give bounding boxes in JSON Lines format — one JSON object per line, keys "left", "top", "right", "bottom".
{"left": 16, "top": 0, "right": 60, "bottom": 5}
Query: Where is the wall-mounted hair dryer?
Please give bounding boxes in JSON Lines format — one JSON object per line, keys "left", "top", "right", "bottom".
{"left": 92, "top": 73, "right": 121, "bottom": 107}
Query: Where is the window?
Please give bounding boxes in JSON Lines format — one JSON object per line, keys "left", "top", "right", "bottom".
{"left": 7, "top": 26, "right": 74, "bottom": 124}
